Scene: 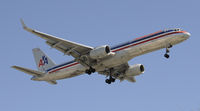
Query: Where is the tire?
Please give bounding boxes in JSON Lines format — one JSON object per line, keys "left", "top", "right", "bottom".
{"left": 91, "top": 68, "right": 96, "bottom": 73}
{"left": 164, "top": 54, "right": 170, "bottom": 58}
{"left": 105, "top": 79, "right": 111, "bottom": 84}
{"left": 85, "top": 70, "right": 91, "bottom": 75}
{"left": 111, "top": 78, "right": 115, "bottom": 82}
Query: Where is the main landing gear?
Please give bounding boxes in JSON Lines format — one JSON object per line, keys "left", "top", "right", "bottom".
{"left": 105, "top": 68, "right": 116, "bottom": 84}
{"left": 105, "top": 77, "right": 115, "bottom": 84}
{"left": 85, "top": 67, "right": 96, "bottom": 75}
{"left": 164, "top": 44, "right": 173, "bottom": 59}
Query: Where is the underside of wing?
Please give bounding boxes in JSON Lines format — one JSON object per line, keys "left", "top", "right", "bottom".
{"left": 20, "top": 19, "right": 93, "bottom": 58}
{"left": 98, "top": 63, "right": 128, "bottom": 77}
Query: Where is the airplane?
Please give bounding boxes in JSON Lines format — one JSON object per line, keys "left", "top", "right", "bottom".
{"left": 12, "top": 20, "right": 190, "bottom": 85}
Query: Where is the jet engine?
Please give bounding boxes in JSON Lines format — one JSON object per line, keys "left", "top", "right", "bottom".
{"left": 89, "top": 45, "right": 111, "bottom": 59}
{"left": 125, "top": 64, "right": 145, "bottom": 76}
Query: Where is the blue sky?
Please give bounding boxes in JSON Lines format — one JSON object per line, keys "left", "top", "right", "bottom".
{"left": 1, "top": 0, "right": 200, "bottom": 111}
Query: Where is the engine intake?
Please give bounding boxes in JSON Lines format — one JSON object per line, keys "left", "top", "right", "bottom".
{"left": 125, "top": 64, "right": 145, "bottom": 76}
{"left": 89, "top": 45, "right": 111, "bottom": 59}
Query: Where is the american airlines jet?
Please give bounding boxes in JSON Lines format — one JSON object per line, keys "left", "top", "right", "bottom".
{"left": 12, "top": 20, "right": 190, "bottom": 84}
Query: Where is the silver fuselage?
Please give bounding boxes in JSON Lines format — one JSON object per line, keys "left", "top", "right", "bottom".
{"left": 34, "top": 30, "right": 190, "bottom": 81}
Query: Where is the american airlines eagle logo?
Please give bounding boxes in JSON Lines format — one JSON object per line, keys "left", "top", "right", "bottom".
{"left": 38, "top": 56, "right": 48, "bottom": 67}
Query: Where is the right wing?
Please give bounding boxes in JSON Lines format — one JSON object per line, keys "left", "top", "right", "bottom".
{"left": 20, "top": 19, "right": 94, "bottom": 59}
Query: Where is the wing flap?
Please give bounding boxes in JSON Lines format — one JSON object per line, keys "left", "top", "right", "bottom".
{"left": 12, "top": 66, "right": 44, "bottom": 76}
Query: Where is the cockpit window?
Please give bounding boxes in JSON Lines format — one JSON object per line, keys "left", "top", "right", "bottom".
{"left": 164, "top": 28, "right": 181, "bottom": 32}
{"left": 174, "top": 28, "right": 181, "bottom": 31}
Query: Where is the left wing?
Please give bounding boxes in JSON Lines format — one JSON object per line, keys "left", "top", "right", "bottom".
{"left": 20, "top": 19, "right": 94, "bottom": 59}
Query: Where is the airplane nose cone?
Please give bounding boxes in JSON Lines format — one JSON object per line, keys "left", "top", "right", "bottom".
{"left": 184, "top": 32, "right": 191, "bottom": 39}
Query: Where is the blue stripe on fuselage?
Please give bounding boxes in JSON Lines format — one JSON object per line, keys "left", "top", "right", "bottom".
{"left": 46, "top": 60, "right": 75, "bottom": 72}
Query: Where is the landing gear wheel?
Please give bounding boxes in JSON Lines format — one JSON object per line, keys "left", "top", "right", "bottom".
{"left": 105, "top": 79, "right": 111, "bottom": 84}
{"left": 85, "top": 70, "right": 91, "bottom": 75}
{"left": 168, "top": 44, "right": 173, "bottom": 48}
{"left": 91, "top": 68, "right": 96, "bottom": 73}
{"left": 110, "top": 78, "right": 115, "bottom": 82}
{"left": 85, "top": 67, "right": 96, "bottom": 75}
{"left": 105, "top": 68, "right": 116, "bottom": 84}
{"left": 164, "top": 54, "right": 170, "bottom": 59}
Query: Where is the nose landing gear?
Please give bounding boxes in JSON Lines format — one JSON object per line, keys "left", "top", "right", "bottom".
{"left": 164, "top": 53, "right": 170, "bottom": 58}
{"left": 164, "top": 44, "right": 172, "bottom": 59}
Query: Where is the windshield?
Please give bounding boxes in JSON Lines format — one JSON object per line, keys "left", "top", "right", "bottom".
{"left": 164, "top": 28, "right": 181, "bottom": 32}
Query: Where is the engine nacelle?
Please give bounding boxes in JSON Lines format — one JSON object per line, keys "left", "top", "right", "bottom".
{"left": 125, "top": 64, "right": 145, "bottom": 76}
{"left": 89, "top": 45, "right": 111, "bottom": 59}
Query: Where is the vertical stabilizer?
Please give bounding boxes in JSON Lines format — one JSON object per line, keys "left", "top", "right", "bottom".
{"left": 32, "top": 48, "right": 56, "bottom": 72}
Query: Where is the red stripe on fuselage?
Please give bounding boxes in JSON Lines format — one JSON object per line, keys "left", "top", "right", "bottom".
{"left": 48, "top": 31, "right": 186, "bottom": 73}
{"left": 49, "top": 62, "right": 79, "bottom": 73}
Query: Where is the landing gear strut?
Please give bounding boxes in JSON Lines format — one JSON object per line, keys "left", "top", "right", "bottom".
{"left": 85, "top": 67, "right": 96, "bottom": 75}
{"left": 164, "top": 44, "right": 172, "bottom": 59}
{"left": 105, "top": 68, "right": 116, "bottom": 84}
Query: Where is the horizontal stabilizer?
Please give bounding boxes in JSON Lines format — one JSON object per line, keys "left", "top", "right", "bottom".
{"left": 12, "top": 66, "right": 44, "bottom": 76}
{"left": 12, "top": 66, "right": 57, "bottom": 85}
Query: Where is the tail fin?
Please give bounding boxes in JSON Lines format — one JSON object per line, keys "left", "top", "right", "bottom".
{"left": 32, "top": 48, "right": 56, "bottom": 72}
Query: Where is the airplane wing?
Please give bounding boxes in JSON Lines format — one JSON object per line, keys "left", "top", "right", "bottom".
{"left": 20, "top": 19, "right": 94, "bottom": 59}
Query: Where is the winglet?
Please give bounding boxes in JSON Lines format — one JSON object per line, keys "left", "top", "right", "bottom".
{"left": 20, "top": 18, "right": 27, "bottom": 29}
{"left": 20, "top": 19, "right": 32, "bottom": 32}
